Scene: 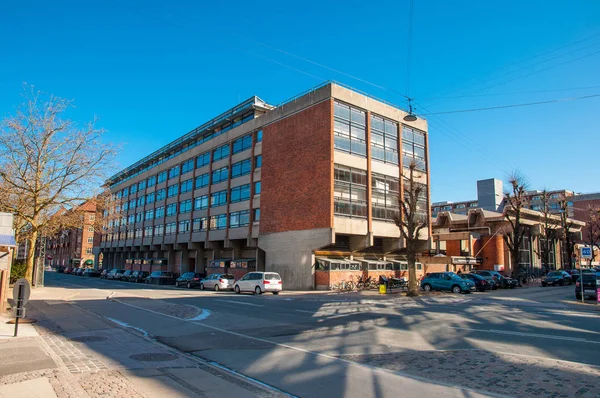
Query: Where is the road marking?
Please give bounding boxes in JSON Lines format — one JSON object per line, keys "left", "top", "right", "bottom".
{"left": 189, "top": 309, "right": 211, "bottom": 321}
{"left": 105, "top": 317, "right": 149, "bottom": 336}
{"left": 449, "top": 326, "right": 600, "bottom": 344}
{"left": 294, "top": 310, "right": 315, "bottom": 314}
{"left": 110, "top": 298, "right": 508, "bottom": 398}
{"left": 214, "top": 299, "right": 263, "bottom": 307}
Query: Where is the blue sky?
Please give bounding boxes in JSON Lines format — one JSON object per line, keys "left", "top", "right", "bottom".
{"left": 1, "top": 0, "right": 599, "bottom": 202}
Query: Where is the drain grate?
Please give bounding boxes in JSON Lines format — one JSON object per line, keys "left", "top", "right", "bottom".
{"left": 129, "top": 353, "right": 179, "bottom": 362}
{"left": 69, "top": 336, "right": 108, "bottom": 343}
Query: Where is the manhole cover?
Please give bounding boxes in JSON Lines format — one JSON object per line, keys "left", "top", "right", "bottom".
{"left": 69, "top": 336, "right": 108, "bottom": 343}
{"left": 129, "top": 353, "right": 179, "bottom": 362}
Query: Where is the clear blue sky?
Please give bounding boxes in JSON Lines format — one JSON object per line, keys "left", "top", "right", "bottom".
{"left": 1, "top": 0, "right": 599, "bottom": 202}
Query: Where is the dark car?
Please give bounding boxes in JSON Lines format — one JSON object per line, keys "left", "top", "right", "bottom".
{"left": 83, "top": 269, "right": 101, "bottom": 277}
{"left": 575, "top": 272, "right": 597, "bottom": 300}
{"left": 75, "top": 268, "right": 85, "bottom": 276}
{"left": 99, "top": 269, "right": 111, "bottom": 279}
{"left": 145, "top": 271, "right": 176, "bottom": 285}
{"left": 119, "top": 270, "right": 133, "bottom": 281}
{"left": 542, "top": 271, "right": 572, "bottom": 287}
{"left": 57, "top": 266, "right": 65, "bottom": 274}
{"left": 107, "top": 269, "right": 126, "bottom": 280}
{"left": 473, "top": 270, "right": 501, "bottom": 289}
{"left": 175, "top": 272, "right": 206, "bottom": 289}
{"left": 129, "top": 271, "right": 150, "bottom": 283}
{"left": 461, "top": 273, "right": 491, "bottom": 292}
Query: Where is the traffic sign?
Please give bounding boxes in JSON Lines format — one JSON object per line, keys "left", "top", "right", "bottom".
{"left": 13, "top": 279, "right": 31, "bottom": 306}
{"left": 581, "top": 247, "right": 592, "bottom": 259}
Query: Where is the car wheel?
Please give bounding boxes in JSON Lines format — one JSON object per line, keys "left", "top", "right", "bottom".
{"left": 235, "top": 285, "right": 240, "bottom": 294}
{"left": 254, "top": 286, "right": 262, "bottom": 295}
{"left": 452, "top": 285, "right": 462, "bottom": 294}
{"left": 214, "top": 284, "right": 220, "bottom": 292}
{"left": 422, "top": 284, "right": 432, "bottom": 292}
{"left": 187, "top": 282, "right": 191, "bottom": 289}
{"left": 273, "top": 291, "right": 279, "bottom": 295}
{"left": 199, "top": 283, "right": 204, "bottom": 290}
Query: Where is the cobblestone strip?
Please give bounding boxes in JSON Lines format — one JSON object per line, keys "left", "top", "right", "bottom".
{"left": 43, "top": 334, "right": 110, "bottom": 374}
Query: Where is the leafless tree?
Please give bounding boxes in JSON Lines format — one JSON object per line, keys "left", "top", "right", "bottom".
{"left": 394, "top": 160, "right": 428, "bottom": 296}
{"left": 533, "top": 190, "right": 558, "bottom": 272}
{"left": 0, "top": 87, "right": 117, "bottom": 283}
{"left": 502, "top": 171, "right": 529, "bottom": 279}
{"left": 558, "top": 200, "right": 576, "bottom": 269}
{"left": 584, "top": 206, "right": 600, "bottom": 264}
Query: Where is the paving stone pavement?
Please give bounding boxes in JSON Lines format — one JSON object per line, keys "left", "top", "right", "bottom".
{"left": 342, "top": 349, "right": 600, "bottom": 398}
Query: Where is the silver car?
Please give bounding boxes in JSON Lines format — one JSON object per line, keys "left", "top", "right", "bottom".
{"left": 199, "top": 273, "right": 235, "bottom": 291}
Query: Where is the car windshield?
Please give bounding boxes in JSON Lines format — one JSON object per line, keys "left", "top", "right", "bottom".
{"left": 265, "top": 273, "right": 281, "bottom": 280}
{"left": 222, "top": 274, "right": 235, "bottom": 280}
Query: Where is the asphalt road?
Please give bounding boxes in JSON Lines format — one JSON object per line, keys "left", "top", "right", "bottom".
{"left": 40, "top": 272, "right": 600, "bottom": 398}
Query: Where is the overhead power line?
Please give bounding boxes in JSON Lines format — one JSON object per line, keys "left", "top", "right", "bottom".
{"left": 420, "top": 84, "right": 600, "bottom": 100}
{"left": 421, "top": 93, "right": 600, "bottom": 115}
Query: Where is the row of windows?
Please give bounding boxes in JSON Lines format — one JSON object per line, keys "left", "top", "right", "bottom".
{"left": 334, "top": 101, "right": 367, "bottom": 157}
{"left": 103, "top": 209, "right": 260, "bottom": 241}
{"left": 115, "top": 130, "right": 262, "bottom": 199}
{"left": 334, "top": 165, "right": 367, "bottom": 217}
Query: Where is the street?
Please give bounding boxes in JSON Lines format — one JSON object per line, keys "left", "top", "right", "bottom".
{"left": 26, "top": 272, "right": 600, "bottom": 397}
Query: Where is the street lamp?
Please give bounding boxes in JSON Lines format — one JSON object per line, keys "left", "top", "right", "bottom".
{"left": 403, "top": 102, "right": 417, "bottom": 122}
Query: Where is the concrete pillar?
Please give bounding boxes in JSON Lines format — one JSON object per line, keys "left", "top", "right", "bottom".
{"left": 179, "top": 247, "right": 190, "bottom": 274}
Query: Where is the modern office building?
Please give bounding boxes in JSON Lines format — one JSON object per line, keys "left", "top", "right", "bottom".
{"left": 99, "top": 82, "right": 431, "bottom": 289}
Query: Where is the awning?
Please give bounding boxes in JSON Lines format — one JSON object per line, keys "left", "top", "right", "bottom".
{"left": 84, "top": 259, "right": 94, "bottom": 265}
{"left": 0, "top": 234, "right": 17, "bottom": 247}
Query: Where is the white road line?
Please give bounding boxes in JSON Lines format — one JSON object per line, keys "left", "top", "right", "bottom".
{"left": 294, "top": 310, "right": 315, "bottom": 314}
{"left": 214, "top": 299, "right": 263, "bottom": 307}
{"left": 449, "top": 326, "right": 600, "bottom": 344}
{"left": 110, "top": 298, "right": 508, "bottom": 398}
{"left": 105, "top": 317, "right": 149, "bottom": 336}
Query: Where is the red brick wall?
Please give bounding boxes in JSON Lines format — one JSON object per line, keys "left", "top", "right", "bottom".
{"left": 445, "top": 240, "right": 461, "bottom": 256}
{"left": 479, "top": 235, "right": 505, "bottom": 270}
{"left": 261, "top": 100, "right": 333, "bottom": 234}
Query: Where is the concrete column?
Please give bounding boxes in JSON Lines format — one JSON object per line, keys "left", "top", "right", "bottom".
{"left": 179, "top": 247, "right": 190, "bottom": 274}
{"left": 195, "top": 248, "right": 205, "bottom": 273}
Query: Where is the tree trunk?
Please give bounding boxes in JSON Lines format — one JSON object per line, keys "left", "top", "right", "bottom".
{"left": 406, "top": 242, "right": 419, "bottom": 297}
{"left": 24, "top": 230, "right": 38, "bottom": 284}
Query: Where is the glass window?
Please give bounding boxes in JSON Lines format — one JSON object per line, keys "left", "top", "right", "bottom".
{"left": 156, "top": 189, "right": 166, "bottom": 201}
{"left": 212, "top": 166, "right": 229, "bottom": 184}
{"left": 178, "top": 220, "right": 190, "bottom": 234}
{"left": 211, "top": 190, "right": 227, "bottom": 207}
{"left": 136, "top": 195, "right": 145, "bottom": 207}
{"left": 122, "top": 187, "right": 129, "bottom": 197}
{"left": 130, "top": 184, "right": 138, "bottom": 194}
{"left": 402, "top": 126, "right": 427, "bottom": 171}
{"left": 166, "top": 203, "right": 177, "bottom": 216}
{"left": 157, "top": 171, "right": 167, "bottom": 183}
{"left": 230, "top": 210, "right": 250, "bottom": 228}
{"left": 181, "top": 159, "right": 194, "bottom": 174}
{"left": 146, "top": 192, "right": 155, "bottom": 204}
{"left": 254, "top": 181, "right": 261, "bottom": 195}
{"left": 254, "top": 155, "right": 262, "bottom": 168}
{"left": 371, "top": 173, "right": 400, "bottom": 221}
{"left": 230, "top": 184, "right": 251, "bottom": 203}
{"left": 334, "top": 164, "right": 367, "bottom": 217}
{"left": 231, "top": 159, "right": 251, "bottom": 178}
{"left": 144, "top": 226, "right": 153, "bottom": 238}
{"left": 195, "top": 173, "right": 209, "bottom": 189}
{"left": 256, "top": 130, "right": 263, "bottom": 142}
{"left": 232, "top": 135, "right": 252, "bottom": 154}
{"left": 213, "top": 144, "right": 230, "bottom": 162}
{"left": 209, "top": 214, "right": 227, "bottom": 230}
{"left": 253, "top": 208, "right": 260, "bottom": 222}
{"left": 129, "top": 199, "right": 136, "bottom": 209}
{"left": 147, "top": 175, "right": 156, "bottom": 187}
{"left": 371, "top": 115, "right": 399, "bottom": 165}
{"left": 145, "top": 209, "right": 154, "bottom": 220}
{"left": 194, "top": 195, "right": 209, "bottom": 210}
{"left": 196, "top": 152, "right": 211, "bottom": 168}
{"left": 135, "top": 228, "right": 143, "bottom": 239}
{"left": 193, "top": 217, "right": 208, "bottom": 232}
{"left": 138, "top": 180, "right": 146, "bottom": 191}
{"left": 334, "top": 101, "right": 366, "bottom": 157}
{"left": 180, "top": 199, "right": 192, "bottom": 213}
{"left": 165, "top": 222, "right": 177, "bottom": 235}
{"left": 168, "top": 165, "right": 180, "bottom": 179}
{"left": 180, "top": 179, "right": 193, "bottom": 194}
{"left": 135, "top": 212, "right": 143, "bottom": 223}
{"left": 167, "top": 184, "right": 179, "bottom": 198}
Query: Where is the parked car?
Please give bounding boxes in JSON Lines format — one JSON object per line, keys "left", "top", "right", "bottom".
{"left": 99, "top": 269, "right": 111, "bottom": 279}
{"left": 75, "top": 268, "right": 85, "bottom": 276}
{"left": 175, "top": 272, "right": 206, "bottom": 289}
{"left": 145, "top": 271, "right": 176, "bottom": 285}
{"left": 83, "top": 269, "right": 101, "bottom": 277}
{"left": 542, "top": 271, "right": 572, "bottom": 286}
{"left": 473, "top": 270, "right": 506, "bottom": 289}
{"left": 575, "top": 272, "right": 598, "bottom": 300}
{"left": 106, "top": 269, "right": 126, "bottom": 280}
{"left": 234, "top": 272, "right": 283, "bottom": 295}
{"left": 119, "top": 270, "right": 133, "bottom": 281}
{"left": 421, "top": 272, "right": 476, "bottom": 294}
{"left": 459, "top": 273, "right": 491, "bottom": 292}
{"left": 64, "top": 267, "right": 74, "bottom": 274}
{"left": 57, "top": 266, "right": 65, "bottom": 274}
{"left": 129, "top": 271, "right": 150, "bottom": 283}
{"left": 199, "top": 274, "right": 235, "bottom": 291}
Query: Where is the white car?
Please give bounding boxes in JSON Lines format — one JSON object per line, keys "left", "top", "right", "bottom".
{"left": 234, "top": 272, "right": 282, "bottom": 295}
{"left": 199, "top": 273, "right": 235, "bottom": 291}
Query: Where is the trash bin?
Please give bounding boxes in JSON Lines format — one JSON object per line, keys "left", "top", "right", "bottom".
{"left": 379, "top": 276, "right": 389, "bottom": 294}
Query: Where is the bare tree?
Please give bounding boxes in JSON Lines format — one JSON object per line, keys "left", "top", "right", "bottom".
{"left": 502, "top": 171, "right": 529, "bottom": 279}
{"left": 584, "top": 206, "right": 600, "bottom": 264}
{"left": 558, "top": 200, "right": 576, "bottom": 269}
{"left": 0, "top": 87, "right": 117, "bottom": 283}
{"left": 533, "top": 190, "right": 557, "bottom": 272}
{"left": 394, "top": 160, "right": 428, "bottom": 296}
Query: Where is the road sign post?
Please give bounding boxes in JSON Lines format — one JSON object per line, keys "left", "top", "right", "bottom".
{"left": 12, "top": 278, "right": 31, "bottom": 337}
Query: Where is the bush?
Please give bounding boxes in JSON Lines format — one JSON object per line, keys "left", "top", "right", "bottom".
{"left": 10, "top": 260, "right": 27, "bottom": 284}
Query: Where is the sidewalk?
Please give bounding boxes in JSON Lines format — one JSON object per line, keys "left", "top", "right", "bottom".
{"left": 1, "top": 290, "right": 288, "bottom": 398}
